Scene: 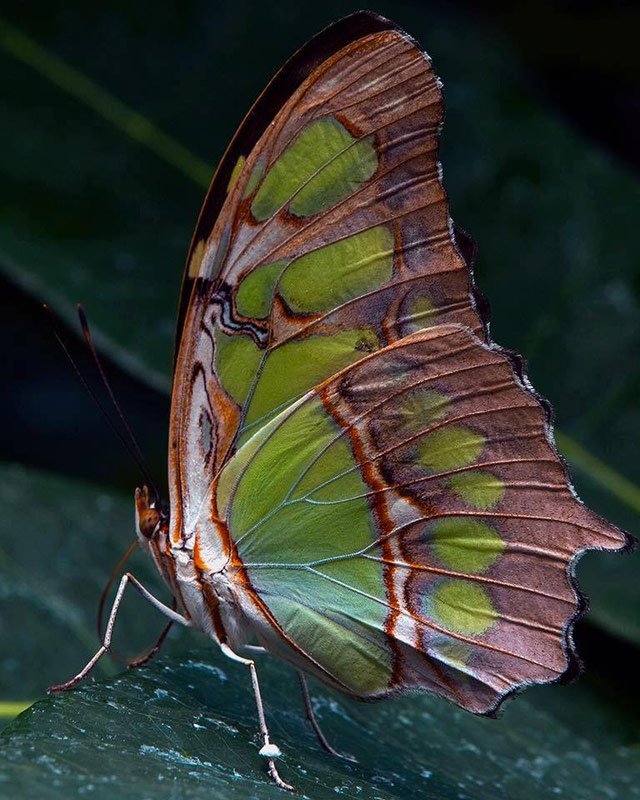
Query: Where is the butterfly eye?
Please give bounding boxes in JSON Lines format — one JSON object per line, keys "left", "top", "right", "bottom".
{"left": 137, "top": 508, "right": 161, "bottom": 540}
{"left": 134, "top": 486, "right": 164, "bottom": 540}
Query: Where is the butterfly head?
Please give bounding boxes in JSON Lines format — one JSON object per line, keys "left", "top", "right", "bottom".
{"left": 134, "top": 485, "right": 169, "bottom": 546}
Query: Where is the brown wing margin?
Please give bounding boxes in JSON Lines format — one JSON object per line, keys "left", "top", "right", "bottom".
{"left": 172, "top": 11, "right": 402, "bottom": 365}
{"left": 452, "top": 226, "right": 635, "bottom": 712}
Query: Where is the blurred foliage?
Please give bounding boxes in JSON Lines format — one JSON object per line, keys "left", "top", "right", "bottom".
{"left": 0, "top": 1, "right": 639, "bottom": 797}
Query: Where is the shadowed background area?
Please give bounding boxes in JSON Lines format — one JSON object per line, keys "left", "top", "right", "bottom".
{"left": 0, "top": 2, "right": 639, "bottom": 798}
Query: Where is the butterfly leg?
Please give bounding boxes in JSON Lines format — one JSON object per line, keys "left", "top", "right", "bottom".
{"left": 239, "top": 645, "right": 268, "bottom": 655}
{"left": 220, "top": 642, "right": 295, "bottom": 792}
{"left": 127, "top": 597, "right": 178, "bottom": 670}
{"left": 298, "top": 671, "right": 357, "bottom": 762}
{"left": 48, "top": 573, "right": 190, "bottom": 692}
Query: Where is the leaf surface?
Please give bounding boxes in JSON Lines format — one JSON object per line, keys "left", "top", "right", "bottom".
{"left": 1, "top": 650, "right": 638, "bottom": 800}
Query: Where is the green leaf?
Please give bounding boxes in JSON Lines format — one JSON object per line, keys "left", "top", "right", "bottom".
{"left": 1, "top": 650, "right": 638, "bottom": 799}
{"left": 2, "top": 463, "right": 637, "bottom": 797}
{"left": 0, "top": 16, "right": 204, "bottom": 388}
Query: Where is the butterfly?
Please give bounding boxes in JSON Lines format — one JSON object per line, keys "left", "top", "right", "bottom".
{"left": 51, "top": 11, "right": 631, "bottom": 791}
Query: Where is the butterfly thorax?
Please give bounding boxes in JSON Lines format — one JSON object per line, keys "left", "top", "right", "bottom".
{"left": 134, "top": 485, "right": 253, "bottom": 649}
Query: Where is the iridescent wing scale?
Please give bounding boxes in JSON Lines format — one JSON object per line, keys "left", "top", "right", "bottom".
{"left": 169, "top": 12, "right": 630, "bottom": 714}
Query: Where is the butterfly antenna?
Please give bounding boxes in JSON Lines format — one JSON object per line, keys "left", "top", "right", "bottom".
{"left": 76, "top": 305, "right": 160, "bottom": 502}
{"left": 44, "top": 306, "right": 172, "bottom": 655}
{"left": 44, "top": 304, "right": 159, "bottom": 501}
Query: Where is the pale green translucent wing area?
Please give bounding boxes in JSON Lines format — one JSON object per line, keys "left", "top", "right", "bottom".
{"left": 219, "top": 326, "right": 628, "bottom": 708}
{"left": 168, "top": 18, "right": 483, "bottom": 553}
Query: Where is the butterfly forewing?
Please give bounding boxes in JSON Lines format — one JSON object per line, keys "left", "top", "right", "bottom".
{"left": 169, "top": 12, "right": 630, "bottom": 713}
{"left": 169, "top": 18, "right": 484, "bottom": 547}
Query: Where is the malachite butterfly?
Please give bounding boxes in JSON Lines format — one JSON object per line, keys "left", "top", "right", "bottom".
{"left": 51, "top": 11, "right": 632, "bottom": 791}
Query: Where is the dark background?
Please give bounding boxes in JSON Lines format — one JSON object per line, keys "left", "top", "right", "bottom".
{"left": 1, "top": 1, "right": 639, "bottom": 795}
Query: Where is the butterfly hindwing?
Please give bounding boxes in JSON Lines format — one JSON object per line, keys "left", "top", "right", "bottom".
{"left": 213, "top": 325, "right": 626, "bottom": 710}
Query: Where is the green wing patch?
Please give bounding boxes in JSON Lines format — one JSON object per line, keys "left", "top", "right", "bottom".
{"left": 243, "top": 328, "right": 379, "bottom": 428}
{"left": 251, "top": 118, "right": 378, "bottom": 221}
{"left": 235, "top": 260, "right": 287, "bottom": 318}
{"left": 279, "top": 226, "right": 394, "bottom": 312}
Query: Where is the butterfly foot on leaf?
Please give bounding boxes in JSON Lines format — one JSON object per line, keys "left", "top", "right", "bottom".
{"left": 333, "top": 749, "right": 358, "bottom": 764}
{"left": 259, "top": 744, "right": 295, "bottom": 792}
{"left": 266, "top": 760, "right": 296, "bottom": 793}
{"left": 259, "top": 742, "right": 282, "bottom": 759}
{"left": 47, "top": 678, "right": 79, "bottom": 694}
